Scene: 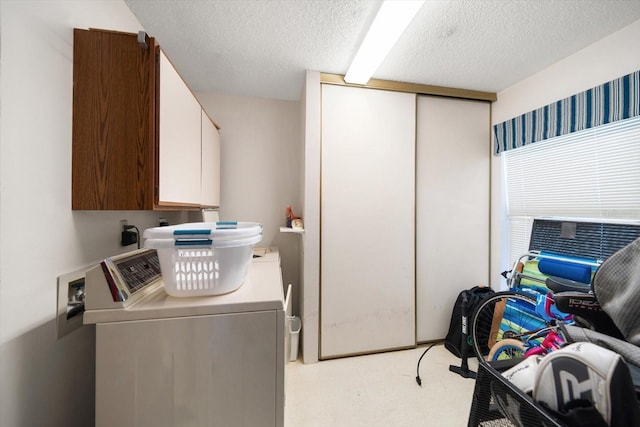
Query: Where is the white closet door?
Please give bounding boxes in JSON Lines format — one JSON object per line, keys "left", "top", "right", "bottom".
{"left": 416, "top": 95, "right": 490, "bottom": 342}
{"left": 321, "top": 84, "right": 416, "bottom": 358}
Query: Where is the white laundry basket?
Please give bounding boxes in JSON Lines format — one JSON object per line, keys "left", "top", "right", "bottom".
{"left": 143, "top": 222, "right": 262, "bottom": 297}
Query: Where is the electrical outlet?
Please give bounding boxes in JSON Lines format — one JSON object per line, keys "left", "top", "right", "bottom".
{"left": 57, "top": 267, "right": 91, "bottom": 339}
{"left": 120, "top": 220, "right": 139, "bottom": 247}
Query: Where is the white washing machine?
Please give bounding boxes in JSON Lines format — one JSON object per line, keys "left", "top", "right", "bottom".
{"left": 84, "top": 247, "right": 286, "bottom": 427}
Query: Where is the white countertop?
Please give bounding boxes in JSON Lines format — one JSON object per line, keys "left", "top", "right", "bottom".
{"left": 84, "top": 248, "right": 284, "bottom": 324}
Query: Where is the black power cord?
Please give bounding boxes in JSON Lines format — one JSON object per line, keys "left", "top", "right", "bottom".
{"left": 415, "top": 342, "right": 437, "bottom": 386}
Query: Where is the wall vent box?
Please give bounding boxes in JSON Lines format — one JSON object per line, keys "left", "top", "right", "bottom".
{"left": 57, "top": 266, "right": 93, "bottom": 339}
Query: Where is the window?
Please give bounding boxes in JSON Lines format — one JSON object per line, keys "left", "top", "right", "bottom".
{"left": 502, "top": 115, "right": 640, "bottom": 265}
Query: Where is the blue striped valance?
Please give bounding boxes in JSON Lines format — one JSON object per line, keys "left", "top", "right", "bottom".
{"left": 494, "top": 70, "right": 640, "bottom": 155}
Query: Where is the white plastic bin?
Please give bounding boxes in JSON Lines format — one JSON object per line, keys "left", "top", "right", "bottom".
{"left": 143, "top": 222, "right": 262, "bottom": 297}
{"left": 288, "top": 316, "right": 302, "bottom": 362}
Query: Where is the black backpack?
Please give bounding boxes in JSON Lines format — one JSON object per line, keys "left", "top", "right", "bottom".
{"left": 444, "top": 285, "right": 494, "bottom": 359}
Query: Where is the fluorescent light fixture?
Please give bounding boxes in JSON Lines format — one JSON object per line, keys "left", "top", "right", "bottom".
{"left": 344, "top": 0, "right": 425, "bottom": 85}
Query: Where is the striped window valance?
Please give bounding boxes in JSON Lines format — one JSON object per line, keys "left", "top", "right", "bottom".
{"left": 494, "top": 70, "right": 640, "bottom": 154}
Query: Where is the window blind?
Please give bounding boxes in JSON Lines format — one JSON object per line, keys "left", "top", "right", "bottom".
{"left": 503, "top": 115, "right": 640, "bottom": 265}
{"left": 504, "top": 115, "right": 640, "bottom": 219}
{"left": 509, "top": 216, "right": 533, "bottom": 266}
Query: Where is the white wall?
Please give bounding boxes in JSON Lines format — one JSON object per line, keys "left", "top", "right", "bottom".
{"left": 0, "top": 2, "right": 188, "bottom": 425}
{"left": 196, "top": 93, "right": 302, "bottom": 314}
{"left": 490, "top": 19, "right": 640, "bottom": 288}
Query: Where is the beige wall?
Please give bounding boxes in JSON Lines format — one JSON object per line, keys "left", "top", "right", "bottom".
{"left": 0, "top": 1, "right": 189, "bottom": 425}
{"left": 196, "top": 93, "right": 302, "bottom": 314}
{"left": 489, "top": 19, "right": 640, "bottom": 289}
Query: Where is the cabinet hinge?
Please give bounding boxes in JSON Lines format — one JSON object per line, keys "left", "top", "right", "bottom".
{"left": 137, "top": 31, "right": 149, "bottom": 49}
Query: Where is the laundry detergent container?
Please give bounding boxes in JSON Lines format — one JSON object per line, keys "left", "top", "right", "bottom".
{"left": 143, "top": 221, "right": 262, "bottom": 297}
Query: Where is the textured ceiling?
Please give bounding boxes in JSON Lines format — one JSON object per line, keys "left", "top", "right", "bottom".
{"left": 124, "top": 0, "right": 640, "bottom": 101}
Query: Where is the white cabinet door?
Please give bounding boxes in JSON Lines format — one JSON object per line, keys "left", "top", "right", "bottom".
{"left": 320, "top": 84, "right": 416, "bottom": 358}
{"left": 201, "top": 110, "right": 221, "bottom": 207}
{"left": 416, "top": 95, "right": 490, "bottom": 342}
{"left": 158, "top": 50, "right": 202, "bottom": 205}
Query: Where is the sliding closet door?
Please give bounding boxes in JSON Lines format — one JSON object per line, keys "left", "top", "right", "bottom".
{"left": 320, "top": 84, "right": 416, "bottom": 358}
{"left": 416, "top": 95, "right": 490, "bottom": 342}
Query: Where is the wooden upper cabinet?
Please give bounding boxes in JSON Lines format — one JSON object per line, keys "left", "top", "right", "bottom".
{"left": 72, "top": 29, "right": 156, "bottom": 210}
{"left": 72, "top": 28, "right": 219, "bottom": 210}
